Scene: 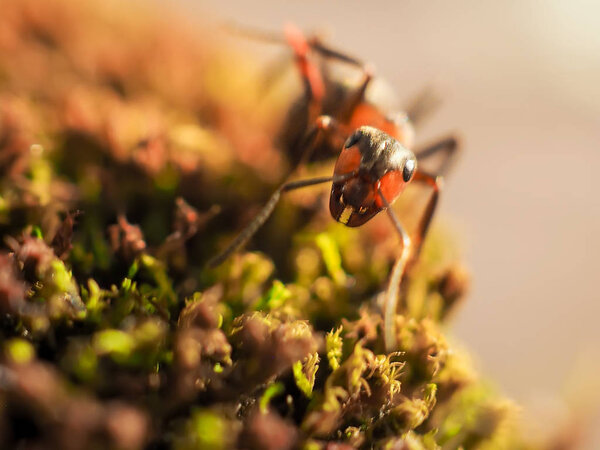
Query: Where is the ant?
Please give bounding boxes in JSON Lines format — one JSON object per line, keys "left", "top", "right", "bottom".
{"left": 209, "top": 24, "right": 459, "bottom": 352}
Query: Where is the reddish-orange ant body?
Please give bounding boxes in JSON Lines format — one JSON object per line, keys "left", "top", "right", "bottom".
{"left": 210, "top": 24, "right": 459, "bottom": 351}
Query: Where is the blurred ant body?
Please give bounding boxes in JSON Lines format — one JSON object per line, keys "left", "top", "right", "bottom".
{"left": 210, "top": 24, "right": 459, "bottom": 351}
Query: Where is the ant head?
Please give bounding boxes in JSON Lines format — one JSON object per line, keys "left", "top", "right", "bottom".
{"left": 329, "top": 126, "right": 416, "bottom": 227}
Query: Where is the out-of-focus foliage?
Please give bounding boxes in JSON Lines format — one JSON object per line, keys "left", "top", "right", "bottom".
{"left": 0, "top": 0, "right": 532, "bottom": 448}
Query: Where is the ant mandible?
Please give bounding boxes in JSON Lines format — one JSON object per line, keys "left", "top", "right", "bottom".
{"left": 209, "top": 24, "right": 459, "bottom": 352}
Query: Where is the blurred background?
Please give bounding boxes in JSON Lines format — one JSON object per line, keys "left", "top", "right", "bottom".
{"left": 171, "top": 0, "right": 600, "bottom": 447}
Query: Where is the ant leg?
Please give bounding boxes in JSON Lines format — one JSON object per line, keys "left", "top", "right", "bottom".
{"left": 378, "top": 187, "right": 412, "bottom": 353}
{"left": 405, "top": 87, "right": 442, "bottom": 127}
{"left": 207, "top": 172, "right": 355, "bottom": 268}
{"left": 378, "top": 171, "right": 442, "bottom": 351}
{"left": 224, "top": 22, "right": 364, "bottom": 67}
{"left": 414, "top": 136, "right": 459, "bottom": 177}
{"left": 222, "top": 23, "right": 293, "bottom": 93}
{"left": 283, "top": 24, "right": 326, "bottom": 120}
{"left": 412, "top": 170, "right": 443, "bottom": 257}
{"left": 292, "top": 115, "right": 349, "bottom": 172}
{"left": 339, "top": 65, "right": 375, "bottom": 122}
{"left": 265, "top": 24, "right": 369, "bottom": 122}
{"left": 308, "top": 36, "right": 365, "bottom": 67}
{"left": 226, "top": 22, "right": 366, "bottom": 102}
{"left": 226, "top": 23, "right": 326, "bottom": 115}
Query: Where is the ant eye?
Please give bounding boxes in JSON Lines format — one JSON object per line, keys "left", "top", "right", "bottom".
{"left": 402, "top": 159, "right": 416, "bottom": 182}
{"left": 344, "top": 132, "right": 361, "bottom": 149}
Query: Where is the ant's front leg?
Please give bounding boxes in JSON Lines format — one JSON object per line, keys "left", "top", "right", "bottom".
{"left": 207, "top": 171, "right": 356, "bottom": 268}
{"left": 378, "top": 188, "right": 412, "bottom": 353}
{"left": 411, "top": 170, "right": 443, "bottom": 255}
{"left": 208, "top": 114, "right": 349, "bottom": 268}
{"left": 379, "top": 170, "right": 442, "bottom": 352}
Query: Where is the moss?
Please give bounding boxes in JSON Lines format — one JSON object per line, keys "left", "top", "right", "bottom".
{"left": 5, "top": 338, "right": 35, "bottom": 364}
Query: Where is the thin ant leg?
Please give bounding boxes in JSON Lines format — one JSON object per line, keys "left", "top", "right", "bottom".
{"left": 224, "top": 23, "right": 365, "bottom": 68}
{"left": 412, "top": 170, "right": 443, "bottom": 258}
{"left": 221, "top": 23, "right": 294, "bottom": 94}
{"left": 379, "top": 171, "right": 442, "bottom": 351}
{"left": 414, "top": 136, "right": 459, "bottom": 177}
{"left": 283, "top": 24, "right": 326, "bottom": 121}
{"left": 405, "top": 87, "right": 442, "bottom": 127}
{"left": 310, "top": 40, "right": 364, "bottom": 66}
{"left": 207, "top": 172, "right": 356, "bottom": 268}
{"left": 292, "top": 115, "right": 350, "bottom": 173}
{"left": 339, "top": 65, "right": 375, "bottom": 123}
{"left": 288, "top": 27, "right": 371, "bottom": 117}
{"left": 377, "top": 187, "right": 412, "bottom": 353}
{"left": 227, "top": 22, "right": 368, "bottom": 120}
{"left": 291, "top": 62, "right": 374, "bottom": 169}
{"left": 224, "top": 23, "right": 325, "bottom": 116}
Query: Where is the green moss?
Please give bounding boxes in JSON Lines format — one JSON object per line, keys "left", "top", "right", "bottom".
{"left": 175, "top": 409, "right": 232, "bottom": 450}
{"left": 293, "top": 352, "right": 319, "bottom": 398}
{"left": 93, "top": 329, "right": 136, "bottom": 361}
{"left": 326, "top": 326, "right": 343, "bottom": 371}
{"left": 259, "top": 382, "right": 285, "bottom": 413}
{"left": 5, "top": 339, "right": 35, "bottom": 364}
{"left": 315, "top": 232, "right": 347, "bottom": 286}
